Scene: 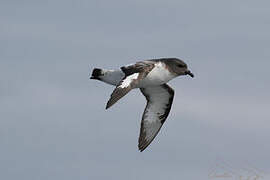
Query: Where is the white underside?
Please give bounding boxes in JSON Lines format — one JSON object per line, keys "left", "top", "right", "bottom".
{"left": 137, "top": 62, "right": 175, "bottom": 88}
{"left": 99, "top": 62, "right": 176, "bottom": 87}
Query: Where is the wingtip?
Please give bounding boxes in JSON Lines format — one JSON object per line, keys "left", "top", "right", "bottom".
{"left": 139, "top": 148, "right": 145, "bottom": 152}
{"left": 138, "top": 144, "right": 147, "bottom": 152}
{"left": 105, "top": 102, "right": 111, "bottom": 109}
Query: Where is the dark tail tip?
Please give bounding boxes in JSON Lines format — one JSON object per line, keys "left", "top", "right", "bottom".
{"left": 90, "top": 68, "right": 102, "bottom": 80}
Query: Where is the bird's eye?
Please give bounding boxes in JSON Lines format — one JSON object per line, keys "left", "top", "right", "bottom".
{"left": 178, "top": 64, "right": 184, "bottom": 68}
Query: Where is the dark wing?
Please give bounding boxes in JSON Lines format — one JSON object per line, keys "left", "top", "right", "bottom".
{"left": 138, "top": 84, "right": 174, "bottom": 152}
{"left": 106, "top": 61, "right": 154, "bottom": 109}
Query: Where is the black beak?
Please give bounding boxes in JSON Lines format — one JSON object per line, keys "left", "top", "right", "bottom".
{"left": 185, "top": 70, "right": 194, "bottom": 78}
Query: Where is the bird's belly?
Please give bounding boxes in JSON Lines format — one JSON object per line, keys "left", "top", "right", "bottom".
{"left": 137, "top": 66, "right": 175, "bottom": 87}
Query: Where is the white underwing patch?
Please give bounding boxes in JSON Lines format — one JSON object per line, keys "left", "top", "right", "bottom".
{"left": 120, "top": 73, "right": 139, "bottom": 88}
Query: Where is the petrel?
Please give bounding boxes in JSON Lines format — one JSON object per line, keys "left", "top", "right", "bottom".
{"left": 90, "top": 58, "right": 194, "bottom": 151}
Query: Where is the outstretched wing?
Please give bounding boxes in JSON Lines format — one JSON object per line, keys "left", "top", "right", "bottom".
{"left": 138, "top": 84, "right": 174, "bottom": 152}
{"left": 106, "top": 61, "right": 155, "bottom": 109}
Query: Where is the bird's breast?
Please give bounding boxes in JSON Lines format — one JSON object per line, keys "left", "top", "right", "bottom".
{"left": 138, "top": 63, "right": 176, "bottom": 87}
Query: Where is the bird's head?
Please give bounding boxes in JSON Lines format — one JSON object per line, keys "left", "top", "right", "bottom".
{"left": 168, "top": 58, "right": 194, "bottom": 78}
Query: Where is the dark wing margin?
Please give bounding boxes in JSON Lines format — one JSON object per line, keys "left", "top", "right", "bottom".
{"left": 106, "top": 61, "right": 154, "bottom": 109}
{"left": 138, "top": 84, "right": 174, "bottom": 152}
{"left": 120, "top": 61, "right": 154, "bottom": 76}
{"left": 106, "top": 72, "right": 141, "bottom": 109}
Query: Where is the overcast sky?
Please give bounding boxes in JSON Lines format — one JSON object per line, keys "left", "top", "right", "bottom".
{"left": 1, "top": 0, "right": 270, "bottom": 179}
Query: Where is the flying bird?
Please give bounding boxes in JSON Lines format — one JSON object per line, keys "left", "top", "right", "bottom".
{"left": 90, "top": 58, "right": 194, "bottom": 151}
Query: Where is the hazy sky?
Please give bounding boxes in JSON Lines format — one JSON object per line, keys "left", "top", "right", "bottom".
{"left": 1, "top": 0, "right": 270, "bottom": 179}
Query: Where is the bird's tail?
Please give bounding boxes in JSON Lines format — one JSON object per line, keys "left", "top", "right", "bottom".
{"left": 90, "top": 67, "right": 124, "bottom": 86}
{"left": 90, "top": 68, "right": 103, "bottom": 80}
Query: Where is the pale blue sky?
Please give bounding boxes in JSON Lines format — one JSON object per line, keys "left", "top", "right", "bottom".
{"left": 1, "top": 0, "right": 270, "bottom": 179}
